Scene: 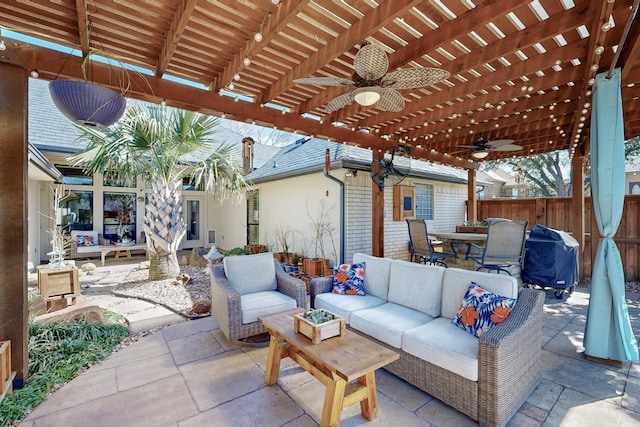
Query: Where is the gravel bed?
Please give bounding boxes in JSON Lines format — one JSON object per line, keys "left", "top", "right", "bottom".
{"left": 113, "top": 265, "right": 211, "bottom": 318}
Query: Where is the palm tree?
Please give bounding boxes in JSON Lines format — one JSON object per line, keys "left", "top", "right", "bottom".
{"left": 70, "top": 103, "right": 249, "bottom": 280}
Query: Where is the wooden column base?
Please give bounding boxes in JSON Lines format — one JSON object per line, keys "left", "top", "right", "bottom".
{"left": 585, "top": 354, "right": 623, "bottom": 368}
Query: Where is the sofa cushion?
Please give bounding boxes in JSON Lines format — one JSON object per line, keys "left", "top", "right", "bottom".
{"left": 441, "top": 268, "right": 518, "bottom": 320}
{"left": 350, "top": 302, "right": 434, "bottom": 348}
{"left": 452, "top": 282, "right": 517, "bottom": 338}
{"left": 387, "top": 260, "right": 445, "bottom": 317}
{"left": 332, "top": 262, "right": 366, "bottom": 295}
{"left": 223, "top": 252, "right": 277, "bottom": 295}
{"left": 403, "top": 317, "right": 480, "bottom": 381}
{"left": 352, "top": 253, "right": 391, "bottom": 300}
{"left": 314, "top": 292, "right": 386, "bottom": 323}
{"left": 240, "top": 291, "right": 297, "bottom": 324}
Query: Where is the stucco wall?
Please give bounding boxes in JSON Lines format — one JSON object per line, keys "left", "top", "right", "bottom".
{"left": 28, "top": 180, "right": 43, "bottom": 267}
{"left": 208, "top": 197, "right": 246, "bottom": 251}
{"left": 232, "top": 172, "right": 343, "bottom": 266}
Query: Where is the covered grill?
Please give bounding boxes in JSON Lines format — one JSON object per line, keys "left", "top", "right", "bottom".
{"left": 523, "top": 225, "right": 580, "bottom": 299}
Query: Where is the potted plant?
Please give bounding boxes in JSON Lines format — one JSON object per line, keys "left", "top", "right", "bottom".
{"left": 456, "top": 220, "right": 489, "bottom": 234}
{"left": 293, "top": 309, "right": 345, "bottom": 344}
{"left": 48, "top": 49, "right": 130, "bottom": 127}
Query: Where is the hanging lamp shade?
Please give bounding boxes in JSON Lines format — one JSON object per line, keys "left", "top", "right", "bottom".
{"left": 49, "top": 80, "right": 126, "bottom": 127}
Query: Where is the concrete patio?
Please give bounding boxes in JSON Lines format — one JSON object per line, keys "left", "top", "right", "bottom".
{"left": 20, "top": 282, "right": 640, "bottom": 426}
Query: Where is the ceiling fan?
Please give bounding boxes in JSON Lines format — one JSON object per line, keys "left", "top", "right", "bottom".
{"left": 370, "top": 144, "right": 412, "bottom": 191}
{"left": 456, "top": 135, "right": 523, "bottom": 159}
{"left": 293, "top": 42, "right": 450, "bottom": 113}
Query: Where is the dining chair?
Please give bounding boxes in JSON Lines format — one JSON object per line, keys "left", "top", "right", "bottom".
{"left": 406, "top": 219, "right": 458, "bottom": 267}
{"left": 465, "top": 218, "right": 528, "bottom": 275}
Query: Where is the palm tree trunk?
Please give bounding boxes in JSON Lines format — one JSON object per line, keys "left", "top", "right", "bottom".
{"left": 148, "top": 247, "right": 180, "bottom": 281}
{"left": 143, "top": 180, "right": 186, "bottom": 280}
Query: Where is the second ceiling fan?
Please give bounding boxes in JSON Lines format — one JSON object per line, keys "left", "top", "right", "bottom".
{"left": 456, "top": 135, "right": 523, "bottom": 159}
{"left": 293, "top": 42, "right": 450, "bottom": 113}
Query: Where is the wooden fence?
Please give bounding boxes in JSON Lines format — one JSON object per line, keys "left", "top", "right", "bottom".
{"left": 477, "top": 195, "right": 640, "bottom": 281}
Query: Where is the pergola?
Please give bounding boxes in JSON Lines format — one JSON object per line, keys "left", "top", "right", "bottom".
{"left": 1, "top": 0, "right": 639, "bottom": 384}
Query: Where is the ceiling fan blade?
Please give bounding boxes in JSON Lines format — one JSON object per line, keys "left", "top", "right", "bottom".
{"left": 490, "top": 144, "right": 522, "bottom": 152}
{"left": 375, "top": 88, "right": 404, "bottom": 112}
{"left": 382, "top": 67, "right": 450, "bottom": 89}
{"left": 325, "top": 91, "right": 355, "bottom": 113}
{"left": 485, "top": 139, "right": 515, "bottom": 148}
{"left": 292, "top": 77, "right": 354, "bottom": 86}
{"left": 354, "top": 43, "right": 389, "bottom": 81}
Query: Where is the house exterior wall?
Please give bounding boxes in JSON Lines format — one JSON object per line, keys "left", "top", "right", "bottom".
{"left": 233, "top": 172, "right": 342, "bottom": 265}
{"left": 626, "top": 172, "right": 640, "bottom": 195}
{"left": 208, "top": 197, "right": 247, "bottom": 251}
{"left": 343, "top": 173, "right": 467, "bottom": 263}
{"left": 28, "top": 179, "right": 43, "bottom": 268}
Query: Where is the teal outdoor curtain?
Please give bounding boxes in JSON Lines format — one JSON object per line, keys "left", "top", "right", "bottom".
{"left": 584, "top": 68, "right": 639, "bottom": 362}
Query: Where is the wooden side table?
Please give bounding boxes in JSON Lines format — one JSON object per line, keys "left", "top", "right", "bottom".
{"left": 260, "top": 308, "right": 399, "bottom": 427}
{"left": 36, "top": 265, "right": 80, "bottom": 312}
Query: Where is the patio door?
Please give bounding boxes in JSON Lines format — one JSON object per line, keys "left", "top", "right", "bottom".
{"left": 182, "top": 196, "right": 203, "bottom": 249}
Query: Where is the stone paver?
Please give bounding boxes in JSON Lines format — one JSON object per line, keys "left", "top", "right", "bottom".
{"left": 21, "top": 274, "right": 640, "bottom": 427}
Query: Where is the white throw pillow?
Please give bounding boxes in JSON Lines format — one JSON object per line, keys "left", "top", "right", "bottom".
{"left": 223, "top": 252, "right": 277, "bottom": 295}
{"left": 352, "top": 253, "right": 392, "bottom": 300}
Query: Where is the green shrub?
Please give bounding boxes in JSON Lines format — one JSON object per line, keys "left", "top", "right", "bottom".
{"left": 0, "top": 319, "right": 129, "bottom": 426}
{"left": 224, "top": 247, "right": 252, "bottom": 256}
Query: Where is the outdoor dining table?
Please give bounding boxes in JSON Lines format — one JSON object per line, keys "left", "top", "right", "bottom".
{"left": 428, "top": 231, "right": 488, "bottom": 243}
{"left": 428, "top": 231, "right": 487, "bottom": 267}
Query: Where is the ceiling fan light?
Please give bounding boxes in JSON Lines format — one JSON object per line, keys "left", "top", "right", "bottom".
{"left": 472, "top": 150, "right": 490, "bottom": 159}
{"left": 353, "top": 87, "right": 381, "bottom": 106}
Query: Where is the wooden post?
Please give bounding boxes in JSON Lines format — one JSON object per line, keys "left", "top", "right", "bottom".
{"left": 0, "top": 62, "right": 29, "bottom": 387}
{"left": 467, "top": 169, "right": 477, "bottom": 222}
{"left": 571, "top": 153, "right": 586, "bottom": 281}
{"left": 371, "top": 150, "right": 384, "bottom": 257}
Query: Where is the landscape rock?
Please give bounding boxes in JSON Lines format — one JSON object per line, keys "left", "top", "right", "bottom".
{"left": 189, "top": 249, "right": 208, "bottom": 267}
{"left": 81, "top": 262, "right": 97, "bottom": 273}
{"left": 31, "top": 295, "right": 107, "bottom": 324}
{"left": 191, "top": 298, "right": 211, "bottom": 314}
{"left": 179, "top": 255, "right": 188, "bottom": 266}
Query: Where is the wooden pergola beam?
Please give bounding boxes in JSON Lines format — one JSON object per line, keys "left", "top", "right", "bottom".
{"left": 156, "top": 0, "right": 199, "bottom": 78}
{"left": 268, "top": 0, "right": 423, "bottom": 106}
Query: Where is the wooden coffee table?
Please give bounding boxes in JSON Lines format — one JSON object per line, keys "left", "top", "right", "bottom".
{"left": 259, "top": 308, "right": 399, "bottom": 427}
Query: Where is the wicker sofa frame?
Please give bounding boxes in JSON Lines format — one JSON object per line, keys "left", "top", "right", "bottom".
{"left": 209, "top": 259, "right": 307, "bottom": 342}
{"left": 310, "top": 277, "right": 544, "bottom": 427}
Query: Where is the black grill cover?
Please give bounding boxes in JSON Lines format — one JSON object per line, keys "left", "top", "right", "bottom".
{"left": 523, "top": 224, "right": 579, "bottom": 288}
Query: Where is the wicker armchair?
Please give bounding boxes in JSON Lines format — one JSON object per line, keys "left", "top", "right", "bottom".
{"left": 209, "top": 252, "right": 307, "bottom": 342}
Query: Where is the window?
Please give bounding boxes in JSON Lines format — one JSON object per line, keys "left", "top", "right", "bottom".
{"left": 247, "top": 190, "right": 260, "bottom": 245}
{"left": 504, "top": 188, "right": 518, "bottom": 198}
{"left": 103, "top": 192, "right": 136, "bottom": 242}
{"left": 56, "top": 166, "right": 93, "bottom": 185}
{"left": 415, "top": 184, "right": 434, "bottom": 221}
{"left": 182, "top": 176, "right": 204, "bottom": 191}
{"left": 103, "top": 174, "right": 136, "bottom": 188}
{"left": 58, "top": 191, "right": 93, "bottom": 232}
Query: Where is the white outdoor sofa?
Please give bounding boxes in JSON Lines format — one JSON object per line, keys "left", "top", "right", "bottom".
{"left": 310, "top": 253, "right": 544, "bottom": 427}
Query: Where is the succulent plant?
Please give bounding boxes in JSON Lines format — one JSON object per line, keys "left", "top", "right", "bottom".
{"left": 302, "top": 309, "right": 336, "bottom": 324}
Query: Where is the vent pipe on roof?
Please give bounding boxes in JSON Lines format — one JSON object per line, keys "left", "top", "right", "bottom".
{"left": 242, "top": 137, "right": 254, "bottom": 175}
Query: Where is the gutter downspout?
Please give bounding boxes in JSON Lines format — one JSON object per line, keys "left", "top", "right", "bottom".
{"left": 324, "top": 148, "right": 345, "bottom": 264}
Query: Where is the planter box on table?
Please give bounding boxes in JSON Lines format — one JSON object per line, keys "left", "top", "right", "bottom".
{"left": 293, "top": 310, "right": 345, "bottom": 344}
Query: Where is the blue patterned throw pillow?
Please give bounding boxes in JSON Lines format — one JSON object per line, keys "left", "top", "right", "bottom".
{"left": 452, "top": 282, "right": 516, "bottom": 338}
{"left": 332, "top": 262, "right": 366, "bottom": 296}
{"left": 76, "top": 235, "right": 95, "bottom": 247}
